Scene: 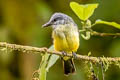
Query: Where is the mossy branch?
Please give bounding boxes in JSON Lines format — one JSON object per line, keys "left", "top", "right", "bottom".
{"left": 0, "top": 42, "right": 120, "bottom": 64}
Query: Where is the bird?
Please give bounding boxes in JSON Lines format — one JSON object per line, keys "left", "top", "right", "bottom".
{"left": 42, "top": 12, "right": 79, "bottom": 75}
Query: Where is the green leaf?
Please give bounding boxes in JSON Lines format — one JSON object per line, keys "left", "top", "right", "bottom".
{"left": 93, "top": 19, "right": 120, "bottom": 29}
{"left": 39, "top": 45, "right": 59, "bottom": 80}
{"left": 39, "top": 53, "right": 50, "bottom": 80}
{"left": 46, "top": 54, "right": 59, "bottom": 71}
{"left": 46, "top": 46, "right": 59, "bottom": 71}
{"left": 70, "top": 2, "right": 98, "bottom": 21}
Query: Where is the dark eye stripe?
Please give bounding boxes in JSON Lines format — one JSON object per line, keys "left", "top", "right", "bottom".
{"left": 53, "top": 17, "right": 63, "bottom": 22}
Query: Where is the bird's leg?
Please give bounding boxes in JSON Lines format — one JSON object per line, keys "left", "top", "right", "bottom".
{"left": 72, "top": 52, "right": 77, "bottom": 59}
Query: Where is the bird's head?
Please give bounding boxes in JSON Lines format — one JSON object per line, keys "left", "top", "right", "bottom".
{"left": 42, "top": 13, "right": 75, "bottom": 28}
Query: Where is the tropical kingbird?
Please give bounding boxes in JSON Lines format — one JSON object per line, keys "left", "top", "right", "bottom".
{"left": 42, "top": 13, "right": 79, "bottom": 75}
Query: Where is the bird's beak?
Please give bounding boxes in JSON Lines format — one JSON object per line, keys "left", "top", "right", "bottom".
{"left": 42, "top": 21, "right": 52, "bottom": 28}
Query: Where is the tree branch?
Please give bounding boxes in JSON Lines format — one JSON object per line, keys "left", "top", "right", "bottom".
{"left": 91, "top": 31, "right": 120, "bottom": 37}
{"left": 0, "top": 42, "right": 120, "bottom": 64}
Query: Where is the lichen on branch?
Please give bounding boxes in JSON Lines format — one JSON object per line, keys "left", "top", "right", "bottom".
{"left": 0, "top": 42, "right": 120, "bottom": 65}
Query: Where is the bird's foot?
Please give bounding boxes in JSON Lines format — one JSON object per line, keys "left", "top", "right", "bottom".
{"left": 62, "top": 51, "right": 67, "bottom": 56}
{"left": 72, "top": 52, "right": 77, "bottom": 59}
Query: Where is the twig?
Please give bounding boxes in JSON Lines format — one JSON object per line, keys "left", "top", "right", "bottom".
{"left": 0, "top": 42, "right": 120, "bottom": 63}
{"left": 91, "top": 31, "right": 120, "bottom": 37}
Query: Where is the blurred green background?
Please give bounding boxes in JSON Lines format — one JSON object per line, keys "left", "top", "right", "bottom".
{"left": 0, "top": 0, "right": 120, "bottom": 80}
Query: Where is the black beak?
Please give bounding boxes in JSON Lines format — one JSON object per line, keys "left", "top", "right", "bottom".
{"left": 42, "top": 21, "right": 52, "bottom": 28}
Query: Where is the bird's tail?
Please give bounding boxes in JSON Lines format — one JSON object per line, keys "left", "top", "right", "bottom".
{"left": 63, "top": 58, "right": 76, "bottom": 75}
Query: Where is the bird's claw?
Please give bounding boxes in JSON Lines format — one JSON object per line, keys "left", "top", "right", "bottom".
{"left": 62, "top": 51, "right": 67, "bottom": 56}
{"left": 72, "top": 52, "right": 77, "bottom": 59}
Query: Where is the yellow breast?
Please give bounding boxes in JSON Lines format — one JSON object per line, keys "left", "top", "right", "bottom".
{"left": 52, "top": 24, "right": 79, "bottom": 53}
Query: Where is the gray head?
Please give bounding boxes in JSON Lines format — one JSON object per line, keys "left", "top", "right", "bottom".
{"left": 42, "top": 13, "right": 75, "bottom": 27}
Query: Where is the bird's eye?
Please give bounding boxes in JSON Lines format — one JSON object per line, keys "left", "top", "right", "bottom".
{"left": 53, "top": 19, "right": 57, "bottom": 22}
